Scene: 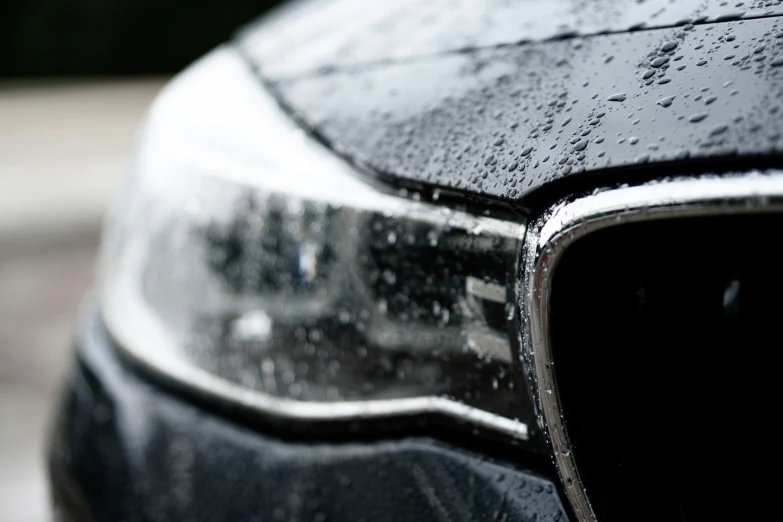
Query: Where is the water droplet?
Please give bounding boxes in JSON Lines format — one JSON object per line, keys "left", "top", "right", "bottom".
{"left": 771, "top": 58, "right": 783, "bottom": 67}
{"left": 714, "top": 11, "right": 745, "bottom": 22}
{"left": 697, "top": 59, "right": 708, "bottom": 66}
{"left": 657, "top": 95, "right": 676, "bottom": 107}
{"left": 710, "top": 124, "right": 729, "bottom": 135}
{"left": 689, "top": 112, "right": 708, "bottom": 123}
{"left": 574, "top": 139, "right": 588, "bottom": 151}
{"left": 629, "top": 137, "right": 639, "bottom": 145}
{"left": 754, "top": 45, "right": 766, "bottom": 54}
{"left": 650, "top": 57, "right": 669, "bottom": 68}
{"left": 520, "top": 146, "right": 534, "bottom": 156}
{"left": 561, "top": 117, "right": 572, "bottom": 127}
{"left": 704, "top": 95, "right": 717, "bottom": 105}
{"left": 657, "top": 78, "right": 671, "bottom": 85}
{"left": 642, "top": 70, "right": 656, "bottom": 79}
{"left": 660, "top": 41, "right": 678, "bottom": 52}
{"left": 607, "top": 93, "right": 627, "bottom": 102}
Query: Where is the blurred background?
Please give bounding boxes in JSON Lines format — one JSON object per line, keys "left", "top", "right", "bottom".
{"left": 1, "top": 2, "right": 279, "bottom": 520}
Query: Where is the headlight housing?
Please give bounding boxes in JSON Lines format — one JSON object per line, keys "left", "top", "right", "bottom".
{"left": 100, "top": 47, "right": 534, "bottom": 441}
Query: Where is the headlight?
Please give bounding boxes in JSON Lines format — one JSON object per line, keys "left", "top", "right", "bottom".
{"left": 100, "top": 47, "right": 533, "bottom": 441}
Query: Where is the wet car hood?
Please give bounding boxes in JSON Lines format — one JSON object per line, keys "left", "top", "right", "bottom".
{"left": 238, "top": 0, "right": 783, "bottom": 206}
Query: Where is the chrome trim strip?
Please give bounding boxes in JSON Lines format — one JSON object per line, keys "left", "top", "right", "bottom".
{"left": 466, "top": 276, "right": 507, "bottom": 303}
{"left": 523, "top": 172, "right": 783, "bottom": 522}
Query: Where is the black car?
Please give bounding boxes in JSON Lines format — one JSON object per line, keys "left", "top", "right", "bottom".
{"left": 48, "top": 1, "right": 783, "bottom": 521}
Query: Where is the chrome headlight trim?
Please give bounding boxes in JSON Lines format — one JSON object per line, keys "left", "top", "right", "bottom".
{"left": 523, "top": 171, "right": 783, "bottom": 522}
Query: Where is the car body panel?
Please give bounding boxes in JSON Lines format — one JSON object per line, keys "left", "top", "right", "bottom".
{"left": 48, "top": 309, "right": 569, "bottom": 522}
{"left": 240, "top": 14, "right": 783, "bottom": 205}
{"left": 244, "top": 0, "right": 780, "bottom": 78}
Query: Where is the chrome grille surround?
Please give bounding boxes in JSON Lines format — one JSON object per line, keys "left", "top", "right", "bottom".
{"left": 521, "top": 171, "right": 783, "bottom": 522}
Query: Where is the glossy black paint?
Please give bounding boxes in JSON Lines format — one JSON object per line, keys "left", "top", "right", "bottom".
{"left": 244, "top": 0, "right": 782, "bottom": 78}
{"left": 48, "top": 309, "right": 569, "bottom": 522}
{"left": 239, "top": 12, "right": 783, "bottom": 205}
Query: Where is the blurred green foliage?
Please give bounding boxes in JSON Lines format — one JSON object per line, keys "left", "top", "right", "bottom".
{"left": 1, "top": 0, "right": 282, "bottom": 76}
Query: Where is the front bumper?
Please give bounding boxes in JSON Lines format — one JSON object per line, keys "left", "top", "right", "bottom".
{"left": 48, "top": 307, "right": 568, "bottom": 522}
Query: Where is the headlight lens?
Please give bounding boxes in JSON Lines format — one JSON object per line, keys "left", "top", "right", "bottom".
{"left": 100, "top": 47, "right": 531, "bottom": 440}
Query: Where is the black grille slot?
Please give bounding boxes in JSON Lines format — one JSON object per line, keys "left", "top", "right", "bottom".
{"left": 550, "top": 214, "right": 782, "bottom": 522}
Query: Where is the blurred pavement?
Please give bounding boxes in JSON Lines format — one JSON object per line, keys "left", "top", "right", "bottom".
{"left": 0, "top": 79, "right": 165, "bottom": 522}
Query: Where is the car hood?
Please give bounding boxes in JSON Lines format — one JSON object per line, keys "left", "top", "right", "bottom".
{"left": 238, "top": 0, "right": 783, "bottom": 206}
